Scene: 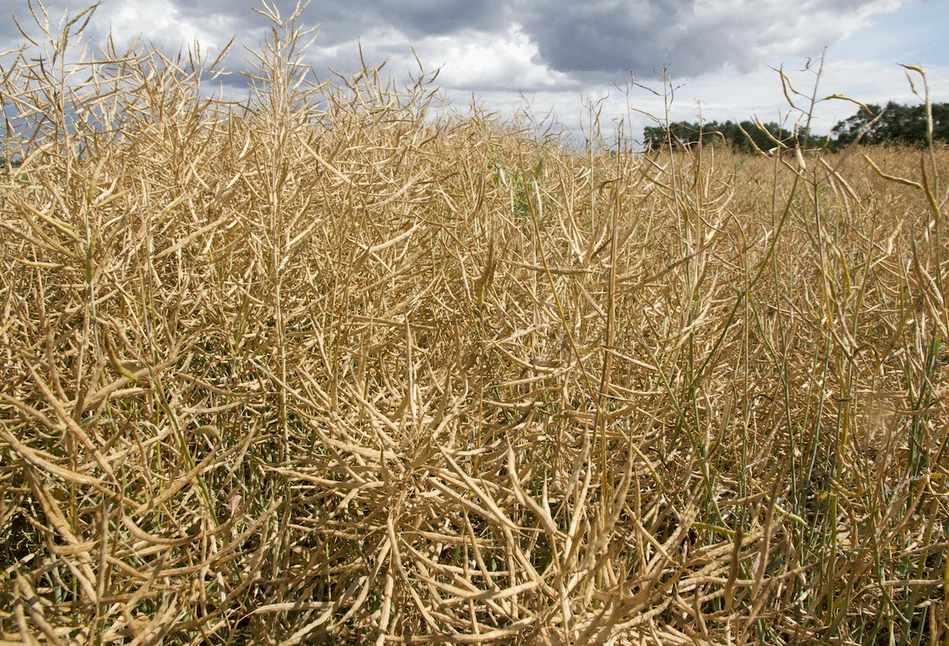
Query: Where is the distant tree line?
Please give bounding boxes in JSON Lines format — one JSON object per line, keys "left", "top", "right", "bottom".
{"left": 643, "top": 101, "right": 949, "bottom": 153}
{"left": 643, "top": 120, "right": 821, "bottom": 154}
{"left": 829, "top": 101, "right": 949, "bottom": 148}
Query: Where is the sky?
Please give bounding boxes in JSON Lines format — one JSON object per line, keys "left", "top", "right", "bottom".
{"left": 2, "top": 0, "right": 947, "bottom": 145}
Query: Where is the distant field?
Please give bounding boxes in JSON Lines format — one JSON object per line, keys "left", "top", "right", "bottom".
{"left": 2, "top": 4, "right": 947, "bottom": 645}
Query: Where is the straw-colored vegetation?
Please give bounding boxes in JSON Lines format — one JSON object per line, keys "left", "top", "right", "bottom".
{"left": 1, "top": 2, "right": 947, "bottom": 644}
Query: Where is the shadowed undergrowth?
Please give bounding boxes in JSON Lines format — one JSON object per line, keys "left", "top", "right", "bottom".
{"left": 1, "top": 3, "right": 947, "bottom": 644}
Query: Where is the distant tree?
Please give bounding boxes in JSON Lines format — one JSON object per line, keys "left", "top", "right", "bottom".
{"left": 643, "top": 125, "right": 669, "bottom": 150}
{"left": 829, "top": 101, "right": 949, "bottom": 149}
{"left": 643, "top": 119, "right": 819, "bottom": 154}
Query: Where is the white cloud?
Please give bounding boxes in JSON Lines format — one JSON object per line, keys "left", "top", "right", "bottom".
{"left": 416, "top": 26, "right": 574, "bottom": 92}
{"left": 92, "top": 0, "right": 241, "bottom": 55}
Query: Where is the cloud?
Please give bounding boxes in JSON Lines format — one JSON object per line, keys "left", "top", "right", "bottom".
{"left": 150, "top": 0, "right": 507, "bottom": 47}
{"left": 516, "top": 0, "right": 905, "bottom": 79}
{"left": 4, "top": 0, "right": 946, "bottom": 143}
{"left": 101, "top": 0, "right": 247, "bottom": 51}
{"left": 0, "top": 1, "right": 75, "bottom": 52}
{"left": 374, "top": 0, "right": 508, "bottom": 39}
{"left": 3, "top": 0, "right": 911, "bottom": 92}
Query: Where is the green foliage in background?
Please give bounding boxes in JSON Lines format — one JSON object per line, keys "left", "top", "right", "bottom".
{"left": 830, "top": 100, "right": 949, "bottom": 148}
{"left": 645, "top": 101, "right": 949, "bottom": 153}
{"left": 644, "top": 119, "right": 827, "bottom": 153}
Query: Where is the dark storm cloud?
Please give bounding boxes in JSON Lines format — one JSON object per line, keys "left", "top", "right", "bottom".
{"left": 374, "top": 0, "right": 506, "bottom": 39}
{"left": 515, "top": 0, "right": 693, "bottom": 77}
{"left": 514, "top": 0, "right": 902, "bottom": 78}
{"left": 162, "top": 0, "right": 506, "bottom": 45}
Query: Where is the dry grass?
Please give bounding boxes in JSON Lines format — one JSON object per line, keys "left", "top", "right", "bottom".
{"left": 1, "top": 3, "right": 948, "bottom": 644}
